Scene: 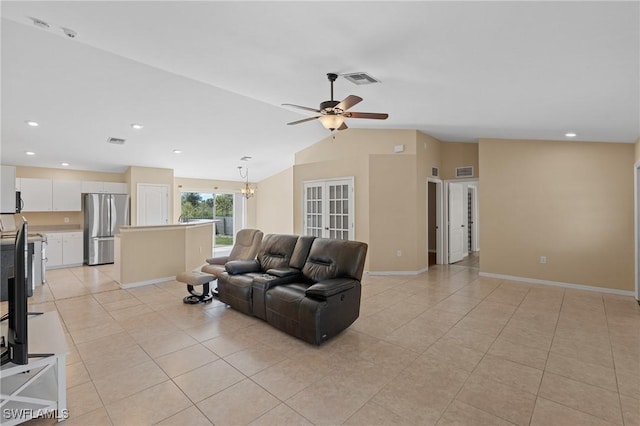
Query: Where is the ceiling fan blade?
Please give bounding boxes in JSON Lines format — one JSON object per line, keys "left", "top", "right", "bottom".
{"left": 334, "top": 95, "right": 363, "bottom": 111}
{"left": 337, "top": 122, "right": 348, "bottom": 131}
{"left": 287, "top": 116, "right": 320, "bottom": 125}
{"left": 282, "top": 103, "right": 321, "bottom": 113}
{"left": 345, "top": 112, "right": 389, "bottom": 120}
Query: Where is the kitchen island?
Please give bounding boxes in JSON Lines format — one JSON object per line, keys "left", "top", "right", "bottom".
{"left": 114, "top": 221, "right": 214, "bottom": 288}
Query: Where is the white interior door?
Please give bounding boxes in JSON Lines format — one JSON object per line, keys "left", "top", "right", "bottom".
{"left": 448, "top": 182, "right": 465, "bottom": 263}
{"left": 303, "top": 178, "right": 354, "bottom": 240}
{"left": 137, "top": 184, "right": 168, "bottom": 226}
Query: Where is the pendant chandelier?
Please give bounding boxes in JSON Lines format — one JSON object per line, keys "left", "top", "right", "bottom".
{"left": 238, "top": 166, "right": 255, "bottom": 199}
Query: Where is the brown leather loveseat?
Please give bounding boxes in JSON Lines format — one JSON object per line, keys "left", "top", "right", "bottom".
{"left": 217, "top": 234, "right": 368, "bottom": 345}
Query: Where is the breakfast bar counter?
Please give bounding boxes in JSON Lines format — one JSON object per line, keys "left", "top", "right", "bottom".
{"left": 114, "top": 222, "right": 214, "bottom": 288}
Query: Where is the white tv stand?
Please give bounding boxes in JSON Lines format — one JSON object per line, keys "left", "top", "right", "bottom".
{"left": 0, "top": 312, "right": 69, "bottom": 425}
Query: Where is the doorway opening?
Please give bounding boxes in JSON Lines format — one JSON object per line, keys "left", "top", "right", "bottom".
{"left": 427, "top": 178, "right": 443, "bottom": 267}
{"left": 180, "top": 191, "right": 246, "bottom": 257}
{"left": 444, "top": 180, "right": 479, "bottom": 265}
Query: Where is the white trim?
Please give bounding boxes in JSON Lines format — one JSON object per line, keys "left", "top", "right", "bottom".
{"left": 479, "top": 272, "right": 635, "bottom": 297}
{"left": 635, "top": 161, "right": 640, "bottom": 301}
{"left": 119, "top": 275, "right": 175, "bottom": 289}
{"left": 366, "top": 267, "right": 429, "bottom": 276}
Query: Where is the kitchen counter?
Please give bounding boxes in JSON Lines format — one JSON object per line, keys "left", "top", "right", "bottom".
{"left": 114, "top": 222, "right": 214, "bottom": 288}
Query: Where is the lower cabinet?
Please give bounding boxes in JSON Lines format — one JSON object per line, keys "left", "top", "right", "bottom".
{"left": 45, "top": 232, "right": 83, "bottom": 269}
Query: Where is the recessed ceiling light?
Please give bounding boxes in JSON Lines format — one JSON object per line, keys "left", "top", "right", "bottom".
{"left": 60, "top": 162, "right": 70, "bottom": 167}
{"left": 565, "top": 132, "right": 577, "bottom": 138}
{"left": 25, "top": 151, "right": 35, "bottom": 156}
{"left": 25, "top": 121, "right": 39, "bottom": 127}
{"left": 173, "top": 149, "right": 182, "bottom": 154}
{"left": 131, "top": 123, "right": 144, "bottom": 130}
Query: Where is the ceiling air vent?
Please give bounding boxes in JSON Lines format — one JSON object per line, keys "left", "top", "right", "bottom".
{"left": 456, "top": 166, "right": 474, "bottom": 178}
{"left": 29, "top": 17, "right": 50, "bottom": 29}
{"left": 106, "top": 137, "right": 126, "bottom": 145}
{"left": 342, "top": 72, "right": 380, "bottom": 85}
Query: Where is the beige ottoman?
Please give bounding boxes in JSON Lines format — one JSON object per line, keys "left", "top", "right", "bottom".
{"left": 177, "top": 271, "right": 215, "bottom": 304}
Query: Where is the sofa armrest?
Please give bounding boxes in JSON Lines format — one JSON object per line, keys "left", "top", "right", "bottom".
{"left": 305, "top": 278, "right": 357, "bottom": 299}
{"left": 225, "top": 259, "right": 261, "bottom": 275}
{"left": 266, "top": 267, "right": 301, "bottom": 278}
{"left": 206, "top": 256, "right": 229, "bottom": 265}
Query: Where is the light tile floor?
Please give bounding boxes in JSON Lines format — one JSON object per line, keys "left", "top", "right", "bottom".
{"left": 4, "top": 257, "right": 639, "bottom": 426}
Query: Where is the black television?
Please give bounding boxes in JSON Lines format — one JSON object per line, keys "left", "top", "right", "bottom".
{"left": 2, "top": 219, "right": 29, "bottom": 365}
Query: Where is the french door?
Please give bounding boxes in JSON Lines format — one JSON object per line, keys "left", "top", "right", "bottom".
{"left": 303, "top": 177, "right": 354, "bottom": 240}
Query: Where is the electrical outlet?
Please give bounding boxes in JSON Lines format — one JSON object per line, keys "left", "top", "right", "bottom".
{"left": 397, "top": 250, "right": 402, "bottom": 257}
{"left": 540, "top": 256, "right": 547, "bottom": 264}
{"left": 64, "top": 217, "right": 69, "bottom": 223}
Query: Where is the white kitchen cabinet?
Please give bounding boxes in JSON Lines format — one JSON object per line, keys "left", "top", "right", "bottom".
{"left": 52, "top": 180, "right": 82, "bottom": 211}
{"left": 1, "top": 165, "right": 16, "bottom": 213}
{"left": 103, "top": 182, "right": 127, "bottom": 194}
{"left": 46, "top": 234, "right": 63, "bottom": 268}
{"left": 45, "top": 232, "right": 83, "bottom": 269}
{"left": 20, "top": 178, "right": 53, "bottom": 212}
{"left": 81, "top": 181, "right": 104, "bottom": 193}
{"left": 81, "top": 181, "right": 127, "bottom": 194}
{"left": 62, "top": 232, "right": 83, "bottom": 265}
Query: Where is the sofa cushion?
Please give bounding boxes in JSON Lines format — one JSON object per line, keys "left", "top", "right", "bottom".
{"left": 305, "top": 278, "right": 356, "bottom": 299}
{"left": 302, "top": 239, "right": 368, "bottom": 283}
{"left": 225, "top": 259, "right": 261, "bottom": 275}
{"left": 256, "top": 234, "right": 299, "bottom": 271}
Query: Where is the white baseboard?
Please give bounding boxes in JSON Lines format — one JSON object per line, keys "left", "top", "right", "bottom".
{"left": 366, "top": 267, "right": 429, "bottom": 276}
{"left": 119, "top": 276, "right": 176, "bottom": 289}
{"left": 479, "top": 272, "right": 635, "bottom": 297}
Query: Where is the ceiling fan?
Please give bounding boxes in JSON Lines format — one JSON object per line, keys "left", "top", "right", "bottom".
{"left": 283, "top": 73, "right": 389, "bottom": 131}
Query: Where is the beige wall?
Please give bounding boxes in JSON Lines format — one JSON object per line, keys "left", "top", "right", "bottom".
{"left": 15, "top": 166, "right": 126, "bottom": 227}
{"left": 479, "top": 138, "right": 634, "bottom": 291}
{"left": 294, "top": 129, "right": 431, "bottom": 272}
{"left": 127, "top": 166, "right": 174, "bottom": 226}
{"left": 441, "top": 142, "right": 479, "bottom": 180}
{"left": 636, "top": 137, "right": 640, "bottom": 162}
{"left": 255, "top": 167, "right": 294, "bottom": 234}
{"left": 173, "top": 176, "right": 257, "bottom": 228}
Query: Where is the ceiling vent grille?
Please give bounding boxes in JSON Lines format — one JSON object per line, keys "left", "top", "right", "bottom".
{"left": 106, "top": 137, "right": 126, "bottom": 145}
{"left": 29, "top": 17, "right": 50, "bottom": 29}
{"left": 342, "top": 72, "right": 380, "bottom": 85}
{"left": 456, "top": 166, "right": 474, "bottom": 178}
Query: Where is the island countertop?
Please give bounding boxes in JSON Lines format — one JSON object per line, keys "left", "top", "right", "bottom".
{"left": 114, "top": 221, "right": 214, "bottom": 288}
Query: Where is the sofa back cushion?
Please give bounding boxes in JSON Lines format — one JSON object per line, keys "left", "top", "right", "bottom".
{"left": 289, "top": 236, "right": 316, "bottom": 270}
{"left": 229, "top": 229, "right": 264, "bottom": 261}
{"left": 257, "top": 234, "right": 299, "bottom": 271}
{"left": 302, "top": 238, "right": 368, "bottom": 283}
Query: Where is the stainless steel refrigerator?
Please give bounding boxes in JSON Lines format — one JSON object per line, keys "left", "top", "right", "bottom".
{"left": 83, "top": 193, "right": 129, "bottom": 265}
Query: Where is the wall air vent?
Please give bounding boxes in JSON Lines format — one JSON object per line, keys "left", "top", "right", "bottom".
{"left": 106, "top": 137, "right": 126, "bottom": 145}
{"left": 432, "top": 167, "right": 439, "bottom": 177}
{"left": 456, "top": 166, "right": 474, "bottom": 178}
{"left": 342, "top": 72, "right": 380, "bottom": 85}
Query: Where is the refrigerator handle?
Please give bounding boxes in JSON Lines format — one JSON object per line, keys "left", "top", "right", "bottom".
{"left": 110, "top": 195, "right": 116, "bottom": 235}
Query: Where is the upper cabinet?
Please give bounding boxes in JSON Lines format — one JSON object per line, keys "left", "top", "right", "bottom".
{"left": 52, "top": 180, "right": 82, "bottom": 211}
{"left": 17, "top": 178, "right": 128, "bottom": 212}
{"left": 81, "top": 181, "right": 127, "bottom": 194}
{"left": 20, "top": 178, "right": 53, "bottom": 212}
{"left": 1, "top": 165, "right": 17, "bottom": 213}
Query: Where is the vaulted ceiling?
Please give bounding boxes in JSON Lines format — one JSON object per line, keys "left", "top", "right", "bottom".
{"left": 2, "top": 1, "right": 638, "bottom": 181}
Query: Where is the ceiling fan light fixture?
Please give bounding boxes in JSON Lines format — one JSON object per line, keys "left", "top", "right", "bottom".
{"left": 318, "top": 114, "right": 345, "bottom": 130}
